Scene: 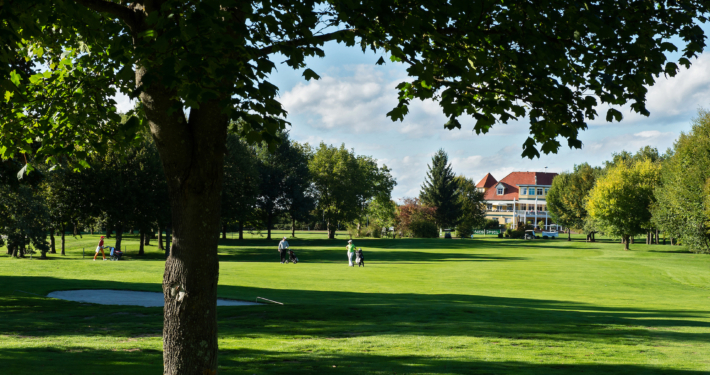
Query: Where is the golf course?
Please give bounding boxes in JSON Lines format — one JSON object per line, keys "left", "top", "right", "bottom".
{"left": 1, "top": 232, "right": 709, "bottom": 374}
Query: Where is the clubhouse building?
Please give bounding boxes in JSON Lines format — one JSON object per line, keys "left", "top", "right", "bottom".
{"left": 475, "top": 171, "right": 558, "bottom": 229}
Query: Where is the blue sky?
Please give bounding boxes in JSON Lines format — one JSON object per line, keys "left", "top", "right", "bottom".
{"left": 115, "top": 24, "right": 710, "bottom": 200}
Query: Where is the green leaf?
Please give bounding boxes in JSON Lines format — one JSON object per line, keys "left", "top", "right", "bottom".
{"left": 444, "top": 118, "right": 461, "bottom": 130}
{"left": 303, "top": 68, "right": 320, "bottom": 81}
{"left": 10, "top": 70, "right": 21, "bottom": 86}
{"left": 606, "top": 108, "right": 622, "bottom": 122}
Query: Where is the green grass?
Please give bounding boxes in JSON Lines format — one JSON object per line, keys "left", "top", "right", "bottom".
{"left": 1, "top": 232, "right": 709, "bottom": 374}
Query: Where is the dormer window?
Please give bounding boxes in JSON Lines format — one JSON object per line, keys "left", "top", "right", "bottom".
{"left": 497, "top": 187, "right": 504, "bottom": 195}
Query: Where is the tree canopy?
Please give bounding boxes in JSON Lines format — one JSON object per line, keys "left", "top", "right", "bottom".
{"left": 587, "top": 159, "right": 661, "bottom": 250}
{"left": 546, "top": 163, "right": 600, "bottom": 240}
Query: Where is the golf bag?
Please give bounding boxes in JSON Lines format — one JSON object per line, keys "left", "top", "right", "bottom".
{"left": 356, "top": 248, "right": 364, "bottom": 267}
{"left": 288, "top": 249, "right": 298, "bottom": 264}
{"left": 109, "top": 247, "right": 123, "bottom": 261}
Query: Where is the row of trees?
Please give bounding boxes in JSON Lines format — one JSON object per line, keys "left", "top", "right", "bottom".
{"left": 0, "top": 127, "right": 396, "bottom": 258}
{"left": 548, "top": 110, "right": 710, "bottom": 252}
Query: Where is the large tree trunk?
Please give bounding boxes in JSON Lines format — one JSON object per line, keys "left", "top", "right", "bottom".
{"left": 49, "top": 227, "right": 56, "bottom": 254}
{"left": 222, "top": 224, "right": 227, "bottom": 240}
{"left": 159, "top": 226, "right": 164, "bottom": 250}
{"left": 291, "top": 217, "right": 296, "bottom": 238}
{"left": 144, "top": 229, "right": 151, "bottom": 246}
{"left": 567, "top": 229, "right": 571, "bottom": 241}
{"left": 655, "top": 229, "right": 659, "bottom": 245}
{"left": 266, "top": 215, "right": 272, "bottom": 240}
{"left": 623, "top": 235, "right": 630, "bottom": 250}
{"left": 140, "top": 68, "right": 227, "bottom": 374}
{"left": 61, "top": 228, "right": 66, "bottom": 256}
{"left": 115, "top": 223, "right": 124, "bottom": 250}
{"left": 139, "top": 230, "right": 145, "bottom": 255}
{"left": 238, "top": 221, "right": 244, "bottom": 240}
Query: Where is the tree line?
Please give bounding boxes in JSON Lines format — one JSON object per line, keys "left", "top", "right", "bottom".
{"left": 547, "top": 110, "right": 710, "bottom": 252}
{"left": 0, "top": 129, "right": 396, "bottom": 258}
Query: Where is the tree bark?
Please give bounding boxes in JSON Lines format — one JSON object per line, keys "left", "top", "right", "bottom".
{"left": 327, "top": 220, "right": 336, "bottom": 239}
{"left": 159, "top": 226, "right": 164, "bottom": 250}
{"left": 49, "top": 227, "right": 56, "bottom": 254}
{"left": 266, "top": 215, "right": 272, "bottom": 240}
{"left": 623, "top": 235, "right": 630, "bottom": 250}
{"left": 291, "top": 217, "right": 296, "bottom": 238}
{"left": 115, "top": 223, "right": 124, "bottom": 250}
{"left": 139, "top": 230, "right": 145, "bottom": 255}
{"left": 61, "top": 227, "right": 66, "bottom": 256}
{"left": 222, "top": 224, "right": 227, "bottom": 240}
{"left": 238, "top": 221, "right": 243, "bottom": 240}
{"left": 138, "top": 65, "right": 227, "bottom": 374}
{"left": 655, "top": 229, "right": 659, "bottom": 245}
{"left": 144, "top": 230, "right": 151, "bottom": 246}
{"left": 567, "top": 229, "right": 571, "bottom": 241}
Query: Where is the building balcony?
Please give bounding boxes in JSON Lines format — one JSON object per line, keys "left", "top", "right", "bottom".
{"left": 516, "top": 210, "right": 549, "bottom": 216}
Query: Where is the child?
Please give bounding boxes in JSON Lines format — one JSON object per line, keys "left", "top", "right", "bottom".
{"left": 356, "top": 248, "right": 364, "bottom": 267}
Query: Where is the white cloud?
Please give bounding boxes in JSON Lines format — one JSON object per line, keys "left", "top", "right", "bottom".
{"left": 113, "top": 92, "right": 136, "bottom": 113}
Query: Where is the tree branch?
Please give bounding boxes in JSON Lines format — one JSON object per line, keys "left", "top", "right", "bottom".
{"left": 72, "top": 0, "right": 141, "bottom": 30}
{"left": 257, "top": 29, "right": 357, "bottom": 57}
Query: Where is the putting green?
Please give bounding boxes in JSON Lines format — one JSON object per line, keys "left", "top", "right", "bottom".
{"left": 1, "top": 232, "right": 709, "bottom": 374}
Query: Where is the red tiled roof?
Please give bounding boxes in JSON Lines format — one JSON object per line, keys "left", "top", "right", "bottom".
{"left": 482, "top": 172, "right": 558, "bottom": 201}
{"left": 475, "top": 173, "right": 498, "bottom": 188}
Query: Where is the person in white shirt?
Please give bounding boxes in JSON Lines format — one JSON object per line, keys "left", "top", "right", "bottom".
{"left": 278, "top": 237, "right": 289, "bottom": 264}
{"left": 346, "top": 240, "right": 355, "bottom": 267}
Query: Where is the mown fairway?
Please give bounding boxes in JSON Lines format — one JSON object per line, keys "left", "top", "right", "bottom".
{"left": 1, "top": 232, "right": 709, "bottom": 374}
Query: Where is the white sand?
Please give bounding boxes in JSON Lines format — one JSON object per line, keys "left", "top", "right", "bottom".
{"left": 47, "top": 289, "right": 261, "bottom": 307}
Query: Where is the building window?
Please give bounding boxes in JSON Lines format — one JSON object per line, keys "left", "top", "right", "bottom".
{"left": 528, "top": 187, "right": 535, "bottom": 195}
{"left": 505, "top": 218, "right": 511, "bottom": 223}
{"left": 497, "top": 187, "right": 504, "bottom": 195}
{"left": 520, "top": 203, "right": 527, "bottom": 210}
{"left": 507, "top": 204, "right": 513, "bottom": 211}
{"left": 537, "top": 188, "right": 543, "bottom": 195}
{"left": 544, "top": 188, "right": 549, "bottom": 195}
{"left": 487, "top": 204, "right": 492, "bottom": 211}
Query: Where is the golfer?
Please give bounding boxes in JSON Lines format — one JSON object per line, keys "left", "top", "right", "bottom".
{"left": 278, "top": 237, "right": 289, "bottom": 264}
{"left": 93, "top": 236, "right": 106, "bottom": 261}
{"left": 346, "top": 240, "right": 355, "bottom": 267}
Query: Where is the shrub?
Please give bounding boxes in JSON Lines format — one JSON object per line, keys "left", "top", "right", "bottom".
{"left": 535, "top": 235, "right": 541, "bottom": 239}
{"left": 497, "top": 233, "right": 503, "bottom": 238}
{"left": 543, "top": 235, "right": 549, "bottom": 239}
{"left": 456, "top": 225, "right": 473, "bottom": 239}
{"left": 409, "top": 220, "right": 439, "bottom": 238}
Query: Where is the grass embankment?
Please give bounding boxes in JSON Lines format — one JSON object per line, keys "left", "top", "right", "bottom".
{"left": 1, "top": 232, "right": 709, "bottom": 374}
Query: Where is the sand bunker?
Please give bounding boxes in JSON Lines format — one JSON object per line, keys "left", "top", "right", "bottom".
{"left": 47, "top": 289, "right": 261, "bottom": 307}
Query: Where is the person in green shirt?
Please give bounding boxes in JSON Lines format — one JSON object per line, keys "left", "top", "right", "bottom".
{"left": 346, "top": 240, "right": 355, "bottom": 267}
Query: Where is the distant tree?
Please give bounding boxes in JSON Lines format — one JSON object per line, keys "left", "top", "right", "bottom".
{"left": 652, "top": 110, "right": 710, "bottom": 252}
{"left": 0, "top": 158, "right": 49, "bottom": 258}
{"left": 587, "top": 159, "right": 661, "bottom": 250}
{"left": 546, "top": 163, "right": 600, "bottom": 241}
{"left": 366, "top": 198, "right": 397, "bottom": 237}
{"left": 282, "top": 142, "right": 315, "bottom": 238}
{"left": 454, "top": 176, "right": 486, "bottom": 238}
{"left": 420, "top": 149, "right": 460, "bottom": 229}
{"left": 255, "top": 133, "right": 312, "bottom": 240}
{"left": 310, "top": 143, "right": 395, "bottom": 239}
{"left": 221, "top": 135, "right": 260, "bottom": 240}
{"left": 395, "top": 198, "right": 438, "bottom": 238}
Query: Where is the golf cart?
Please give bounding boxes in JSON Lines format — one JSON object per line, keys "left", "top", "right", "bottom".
{"left": 524, "top": 230, "right": 536, "bottom": 240}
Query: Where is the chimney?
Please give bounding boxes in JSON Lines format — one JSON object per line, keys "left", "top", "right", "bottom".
{"left": 534, "top": 174, "right": 538, "bottom": 185}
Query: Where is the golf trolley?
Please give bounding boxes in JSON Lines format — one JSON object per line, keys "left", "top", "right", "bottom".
{"left": 285, "top": 249, "right": 298, "bottom": 264}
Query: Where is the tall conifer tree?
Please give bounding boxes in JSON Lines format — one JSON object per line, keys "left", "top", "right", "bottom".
{"left": 420, "top": 149, "right": 460, "bottom": 228}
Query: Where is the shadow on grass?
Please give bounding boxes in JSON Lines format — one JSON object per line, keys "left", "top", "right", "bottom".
{"left": 0, "top": 346, "right": 708, "bottom": 375}
{"left": 2, "top": 275, "right": 709, "bottom": 347}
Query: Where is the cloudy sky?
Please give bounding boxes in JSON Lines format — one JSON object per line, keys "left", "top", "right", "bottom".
{"left": 117, "top": 24, "right": 710, "bottom": 200}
